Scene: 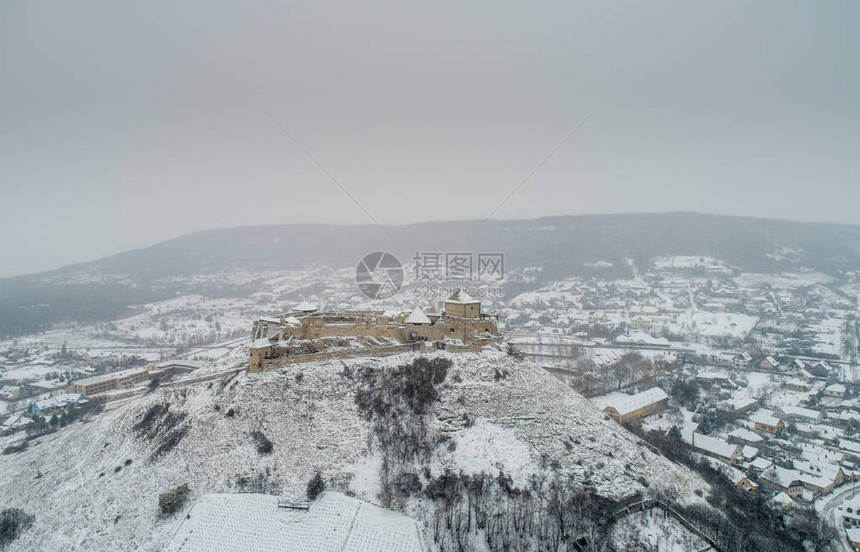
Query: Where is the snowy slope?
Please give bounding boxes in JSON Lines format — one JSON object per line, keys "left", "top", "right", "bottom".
{"left": 0, "top": 347, "right": 707, "bottom": 551}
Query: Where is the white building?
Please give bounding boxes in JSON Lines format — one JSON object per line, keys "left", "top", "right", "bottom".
{"left": 164, "top": 492, "right": 424, "bottom": 552}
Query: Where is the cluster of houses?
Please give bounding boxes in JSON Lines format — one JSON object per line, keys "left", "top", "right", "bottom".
{"left": 502, "top": 261, "right": 855, "bottom": 372}
{"left": 684, "top": 360, "right": 860, "bottom": 547}
{"left": 596, "top": 344, "right": 860, "bottom": 548}
{"left": 681, "top": 376, "right": 860, "bottom": 506}
{"left": 1, "top": 360, "right": 202, "bottom": 435}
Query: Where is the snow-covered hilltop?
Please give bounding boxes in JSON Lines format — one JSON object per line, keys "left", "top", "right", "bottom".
{"left": 0, "top": 347, "right": 707, "bottom": 551}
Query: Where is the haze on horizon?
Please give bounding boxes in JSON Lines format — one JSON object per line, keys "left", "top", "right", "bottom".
{"left": 1, "top": 0, "right": 858, "bottom": 277}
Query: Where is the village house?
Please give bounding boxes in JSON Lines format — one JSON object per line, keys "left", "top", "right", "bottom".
{"left": 688, "top": 433, "right": 742, "bottom": 464}
{"left": 760, "top": 466, "right": 804, "bottom": 498}
{"left": 759, "top": 355, "right": 780, "bottom": 371}
{"left": 794, "top": 460, "right": 849, "bottom": 490}
{"left": 733, "top": 352, "right": 752, "bottom": 369}
{"left": 0, "top": 385, "right": 22, "bottom": 401}
{"left": 706, "top": 458, "right": 759, "bottom": 491}
{"left": 747, "top": 457, "right": 773, "bottom": 473}
{"left": 31, "top": 393, "right": 85, "bottom": 415}
{"left": 809, "top": 360, "right": 834, "bottom": 378}
{"left": 825, "top": 383, "right": 847, "bottom": 398}
{"left": 784, "top": 377, "right": 810, "bottom": 392}
{"left": 797, "top": 472, "right": 833, "bottom": 495}
{"left": 600, "top": 387, "right": 669, "bottom": 424}
{"left": 1, "top": 413, "right": 33, "bottom": 431}
{"left": 741, "top": 445, "right": 759, "bottom": 462}
{"left": 728, "top": 467, "right": 758, "bottom": 492}
{"left": 776, "top": 405, "right": 824, "bottom": 424}
{"left": 842, "top": 495, "right": 860, "bottom": 528}
{"left": 847, "top": 528, "right": 860, "bottom": 551}
{"left": 770, "top": 491, "right": 794, "bottom": 511}
{"left": 751, "top": 411, "right": 784, "bottom": 435}
{"left": 727, "top": 396, "right": 758, "bottom": 413}
{"left": 614, "top": 332, "right": 670, "bottom": 348}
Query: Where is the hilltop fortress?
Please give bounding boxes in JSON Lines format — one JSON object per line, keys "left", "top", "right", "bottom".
{"left": 248, "top": 289, "right": 502, "bottom": 371}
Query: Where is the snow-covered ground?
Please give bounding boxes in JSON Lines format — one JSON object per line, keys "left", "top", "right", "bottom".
{"left": 0, "top": 347, "right": 708, "bottom": 551}
{"left": 611, "top": 507, "right": 708, "bottom": 551}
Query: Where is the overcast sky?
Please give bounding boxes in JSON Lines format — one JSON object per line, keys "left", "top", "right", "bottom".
{"left": 1, "top": 1, "right": 858, "bottom": 277}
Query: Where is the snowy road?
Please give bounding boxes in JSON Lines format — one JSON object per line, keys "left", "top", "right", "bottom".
{"left": 821, "top": 484, "right": 858, "bottom": 552}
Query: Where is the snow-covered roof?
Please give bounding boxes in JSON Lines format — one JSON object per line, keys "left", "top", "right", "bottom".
{"left": 728, "top": 428, "right": 763, "bottom": 443}
{"left": 813, "top": 360, "right": 833, "bottom": 371}
{"left": 164, "top": 492, "right": 424, "bottom": 552}
{"left": 741, "top": 446, "right": 759, "bottom": 460}
{"left": 293, "top": 302, "right": 318, "bottom": 312}
{"left": 798, "top": 471, "right": 832, "bottom": 490}
{"left": 794, "top": 368, "right": 813, "bottom": 380}
{"left": 729, "top": 397, "right": 757, "bottom": 411}
{"left": 405, "top": 307, "right": 431, "bottom": 325}
{"left": 725, "top": 465, "right": 751, "bottom": 486}
{"left": 794, "top": 460, "right": 843, "bottom": 483}
{"left": 761, "top": 466, "right": 802, "bottom": 488}
{"left": 2, "top": 413, "right": 33, "bottom": 428}
{"left": 71, "top": 367, "right": 149, "bottom": 387}
{"left": 689, "top": 433, "right": 739, "bottom": 460}
{"left": 154, "top": 360, "right": 206, "bottom": 370}
{"left": 749, "top": 457, "right": 772, "bottom": 471}
{"left": 615, "top": 332, "right": 670, "bottom": 346}
{"left": 778, "top": 405, "right": 822, "bottom": 421}
{"left": 826, "top": 383, "right": 846, "bottom": 393}
{"left": 0, "top": 385, "right": 20, "bottom": 398}
{"left": 603, "top": 387, "right": 668, "bottom": 416}
{"left": 770, "top": 492, "right": 793, "bottom": 509}
{"left": 750, "top": 411, "right": 781, "bottom": 427}
{"left": 34, "top": 394, "right": 83, "bottom": 411}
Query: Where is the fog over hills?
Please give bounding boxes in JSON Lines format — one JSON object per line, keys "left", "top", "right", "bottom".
{"left": 1, "top": 212, "right": 858, "bottom": 338}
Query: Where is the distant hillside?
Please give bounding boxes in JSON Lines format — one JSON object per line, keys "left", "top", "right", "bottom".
{"left": 1, "top": 212, "right": 859, "bottom": 337}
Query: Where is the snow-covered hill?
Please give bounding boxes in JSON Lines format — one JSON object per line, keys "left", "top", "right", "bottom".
{"left": 0, "top": 347, "right": 707, "bottom": 551}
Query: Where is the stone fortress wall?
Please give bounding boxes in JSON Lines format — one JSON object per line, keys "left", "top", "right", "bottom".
{"left": 248, "top": 289, "right": 502, "bottom": 372}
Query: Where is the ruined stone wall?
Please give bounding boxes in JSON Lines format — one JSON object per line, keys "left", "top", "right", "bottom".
{"left": 256, "top": 342, "right": 421, "bottom": 372}
{"left": 248, "top": 309, "right": 501, "bottom": 372}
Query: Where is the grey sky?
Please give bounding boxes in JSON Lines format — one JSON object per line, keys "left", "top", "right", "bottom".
{"left": 1, "top": 1, "right": 858, "bottom": 277}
